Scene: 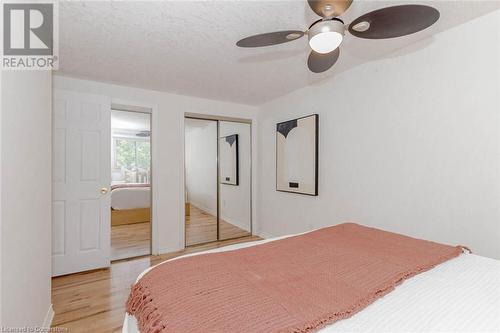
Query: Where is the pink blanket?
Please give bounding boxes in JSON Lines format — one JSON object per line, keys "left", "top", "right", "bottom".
{"left": 126, "top": 223, "right": 463, "bottom": 333}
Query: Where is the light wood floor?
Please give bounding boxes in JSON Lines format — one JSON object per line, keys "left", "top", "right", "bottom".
{"left": 110, "top": 205, "right": 250, "bottom": 260}
{"left": 52, "top": 235, "right": 261, "bottom": 332}
{"left": 185, "top": 205, "right": 251, "bottom": 246}
{"left": 111, "top": 222, "right": 151, "bottom": 261}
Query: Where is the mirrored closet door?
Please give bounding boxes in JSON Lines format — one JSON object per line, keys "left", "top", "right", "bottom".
{"left": 184, "top": 118, "right": 218, "bottom": 246}
{"left": 219, "top": 121, "right": 251, "bottom": 240}
{"left": 184, "top": 117, "right": 252, "bottom": 246}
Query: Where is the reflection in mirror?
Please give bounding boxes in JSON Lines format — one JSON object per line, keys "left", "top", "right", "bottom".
{"left": 184, "top": 118, "right": 218, "bottom": 246}
{"left": 219, "top": 121, "right": 251, "bottom": 240}
{"left": 110, "top": 110, "right": 151, "bottom": 261}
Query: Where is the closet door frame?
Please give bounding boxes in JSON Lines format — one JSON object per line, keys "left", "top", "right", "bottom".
{"left": 184, "top": 115, "right": 252, "bottom": 246}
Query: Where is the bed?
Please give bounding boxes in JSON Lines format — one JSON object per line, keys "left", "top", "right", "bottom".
{"left": 123, "top": 226, "right": 500, "bottom": 333}
{"left": 111, "top": 184, "right": 150, "bottom": 226}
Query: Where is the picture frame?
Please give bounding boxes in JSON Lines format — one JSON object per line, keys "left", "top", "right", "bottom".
{"left": 219, "top": 134, "right": 239, "bottom": 186}
{"left": 276, "top": 114, "right": 318, "bottom": 196}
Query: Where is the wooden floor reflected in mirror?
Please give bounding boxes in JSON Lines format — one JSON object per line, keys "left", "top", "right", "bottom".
{"left": 185, "top": 205, "right": 250, "bottom": 246}
{"left": 111, "top": 222, "right": 151, "bottom": 261}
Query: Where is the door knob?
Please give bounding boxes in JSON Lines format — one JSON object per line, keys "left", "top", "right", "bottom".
{"left": 100, "top": 187, "right": 109, "bottom": 194}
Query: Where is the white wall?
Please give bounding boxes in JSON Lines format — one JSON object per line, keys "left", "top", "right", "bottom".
{"left": 53, "top": 75, "right": 258, "bottom": 253}
{"left": 1, "top": 71, "right": 52, "bottom": 326}
{"left": 220, "top": 121, "right": 252, "bottom": 232}
{"left": 185, "top": 120, "right": 218, "bottom": 215}
{"left": 257, "top": 10, "right": 500, "bottom": 259}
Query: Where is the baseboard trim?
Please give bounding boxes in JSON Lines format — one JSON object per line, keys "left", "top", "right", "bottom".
{"left": 158, "top": 245, "right": 183, "bottom": 255}
{"left": 188, "top": 202, "right": 217, "bottom": 218}
{"left": 256, "top": 230, "right": 274, "bottom": 239}
{"left": 42, "top": 304, "right": 54, "bottom": 328}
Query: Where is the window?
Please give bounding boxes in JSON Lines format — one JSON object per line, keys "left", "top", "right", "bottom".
{"left": 114, "top": 138, "right": 150, "bottom": 183}
{"left": 136, "top": 141, "right": 151, "bottom": 170}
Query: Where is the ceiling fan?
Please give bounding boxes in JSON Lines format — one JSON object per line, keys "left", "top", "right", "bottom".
{"left": 236, "top": 0, "right": 440, "bottom": 73}
{"left": 136, "top": 130, "right": 151, "bottom": 137}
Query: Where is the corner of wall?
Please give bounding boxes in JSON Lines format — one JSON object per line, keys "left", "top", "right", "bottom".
{"left": 42, "top": 304, "right": 54, "bottom": 328}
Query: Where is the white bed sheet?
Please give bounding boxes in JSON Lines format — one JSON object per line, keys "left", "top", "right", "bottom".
{"left": 111, "top": 187, "right": 150, "bottom": 210}
{"left": 123, "top": 235, "right": 500, "bottom": 333}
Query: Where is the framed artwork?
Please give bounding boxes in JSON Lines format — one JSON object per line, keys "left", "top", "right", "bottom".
{"left": 276, "top": 114, "right": 318, "bottom": 196}
{"left": 219, "top": 134, "right": 239, "bottom": 185}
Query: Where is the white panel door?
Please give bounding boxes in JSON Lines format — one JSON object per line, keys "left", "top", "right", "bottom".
{"left": 52, "top": 90, "right": 111, "bottom": 276}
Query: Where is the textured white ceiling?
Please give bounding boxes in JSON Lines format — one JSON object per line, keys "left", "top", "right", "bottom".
{"left": 58, "top": 1, "right": 500, "bottom": 105}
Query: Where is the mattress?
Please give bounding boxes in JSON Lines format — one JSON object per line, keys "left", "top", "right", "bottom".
{"left": 111, "top": 186, "right": 150, "bottom": 210}
{"left": 123, "top": 234, "right": 500, "bottom": 333}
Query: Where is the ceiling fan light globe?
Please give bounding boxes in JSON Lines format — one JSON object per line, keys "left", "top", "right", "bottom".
{"left": 308, "top": 19, "right": 345, "bottom": 54}
{"left": 309, "top": 31, "right": 343, "bottom": 54}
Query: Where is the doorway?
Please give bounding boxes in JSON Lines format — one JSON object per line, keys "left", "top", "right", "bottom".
{"left": 110, "top": 109, "right": 152, "bottom": 260}
{"left": 51, "top": 91, "right": 157, "bottom": 275}
{"left": 184, "top": 116, "right": 252, "bottom": 246}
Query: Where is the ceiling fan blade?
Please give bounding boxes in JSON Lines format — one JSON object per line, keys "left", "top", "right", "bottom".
{"left": 348, "top": 5, "right": 440, "bottom": 39}
{"left": 307, "top": 48, "right": 340, "bottom": 73}
{"left": 307, "top": 0, "right": 353, "bottom": 18}
{"left": 236, "top": 30, "right": 304, "bottom": 47}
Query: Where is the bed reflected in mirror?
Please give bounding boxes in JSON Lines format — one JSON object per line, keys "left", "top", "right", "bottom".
{"left": 110, "top": 109, "right": 152, "bottom": 261}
